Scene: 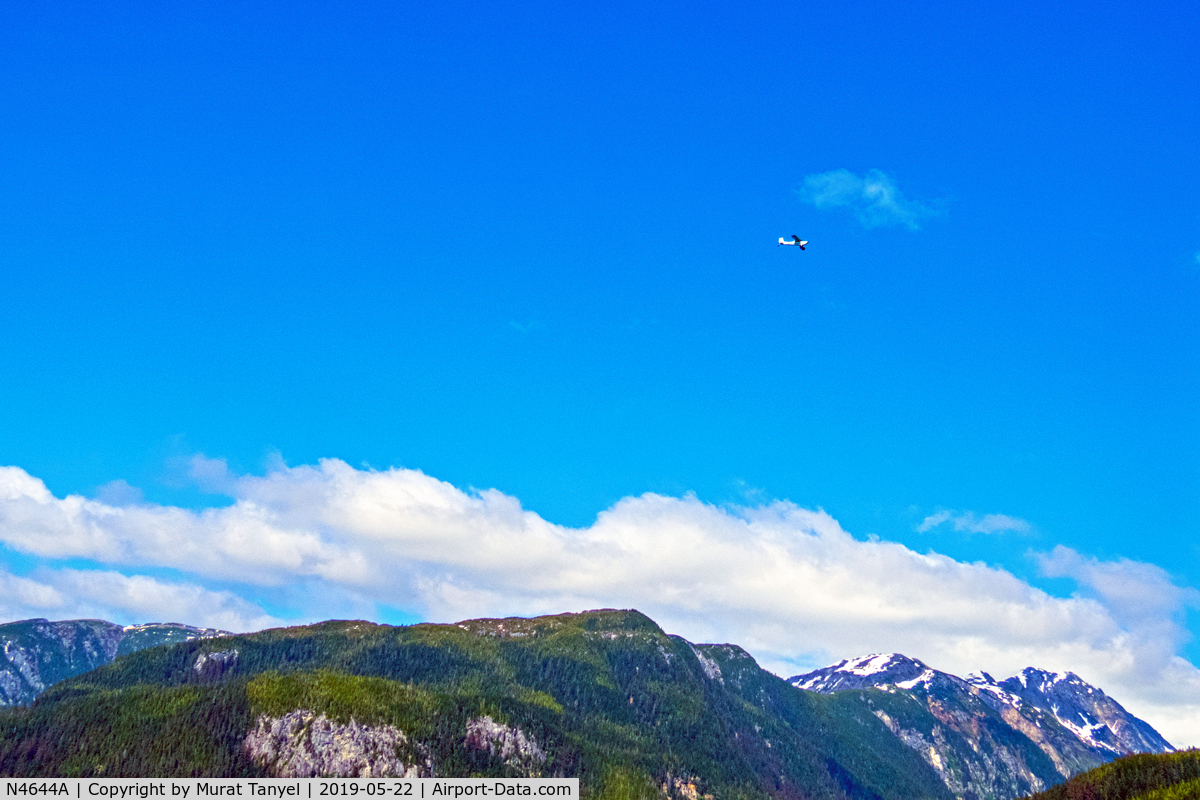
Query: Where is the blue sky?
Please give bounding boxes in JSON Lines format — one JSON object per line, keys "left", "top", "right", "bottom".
{"left": 1, "top": 0, "right": 1198, "bottom": 742}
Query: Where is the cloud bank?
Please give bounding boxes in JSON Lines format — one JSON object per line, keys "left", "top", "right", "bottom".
{"left": 797, "top": 168, "right": 939, "bottom": 230}
{"left": 0, "top": 567, "right": 280, "bottom": 633}
{"left": 0, "top": 459, "right": 1197, "bottom": 746}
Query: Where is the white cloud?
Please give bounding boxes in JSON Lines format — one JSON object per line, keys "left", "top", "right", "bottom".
{"left": 918, "top": 509, "right": 1031, "bottom": 534}
{"left": 0, "top": 564, "right": 280, "bottom": 632}
{"left": 1036, "top": 545, "right": 1200, "bottom": 673}
{"left": 0, "top": 570, "right": 66, "bottom": 615}
{"left": 0, "top": 461, "right": 1198, "bottom": 746}
{"left": 185, "top": 454, "right": 238, "bottom": 494}
{"left": 797, "top": 168, "right": 939, "bottom": 230}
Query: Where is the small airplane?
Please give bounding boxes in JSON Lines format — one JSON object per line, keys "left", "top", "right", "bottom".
{"left": 778, "top": 235, "right": 807, "bottom": 250}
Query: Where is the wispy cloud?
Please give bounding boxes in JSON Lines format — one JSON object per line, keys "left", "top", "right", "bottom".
{"left": 1037, "top": 545, "right": 1200, "bottom": 653}
{"left": 797, "top": 168, "right": 940, "bottom": 230}
{"left": 918, "top": 509, "right": 1031, "bottom": 534}
{"left": 0, "top": 461, "right": 1197, "bottom": 745}
{"left": 94, "top": 479, "right": 144, "bottom": 507}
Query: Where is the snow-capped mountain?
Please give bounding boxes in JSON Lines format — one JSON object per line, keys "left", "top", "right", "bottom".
{"left": 790, "top": 654, "right": 1172, "bottom": 800}
{"left": 792, "top": 652, "right": 969, "bottom": 695}
{"left": 0, "top": 617, "right": 229, "bottom": 706}
{"left": 968, "top": 667, "right": 1172, "bottom": 755}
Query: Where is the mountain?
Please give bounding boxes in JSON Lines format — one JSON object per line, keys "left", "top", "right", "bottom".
{"left": 0, "top": 614, "right": 1174, "bottom": 800}
{"left": 0, "top": 617, "right": 230, "bottom": 706}
{"left": 968, "top": 668, "right": 1172, "bottom": 756}
{"left": 790, "top": 654, "right": 1172, "bottom": 800}
{"left": 0, "top": 610, "right": 955, "bottom": 799}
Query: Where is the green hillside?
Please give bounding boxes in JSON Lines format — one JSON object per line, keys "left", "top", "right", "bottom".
{"left": 0, "top": 610, "right": 952, "bottom": 800}
{"left": 1021, "top": 750, "right": 1200, "bottom": 800}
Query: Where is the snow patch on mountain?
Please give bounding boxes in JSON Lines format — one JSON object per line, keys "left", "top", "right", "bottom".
{"left": 789, "top": 653, "right": 937, "bottom": 693}
{"left": 966, "top": 672, "right": 1025, "bottom": 709}
{"left": 845, "top": 653, "right": 899, "bottom": 676}
{"left": 894, "top": 668, "right": 936, "bottom": 691}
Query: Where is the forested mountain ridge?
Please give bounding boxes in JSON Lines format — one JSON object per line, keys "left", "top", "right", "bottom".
{"left": 0, "top": 610, "right": 954, "bottom": 799}
{"left": 1019, "top": 750, "right": 1200, "bottom": 800}
{"left": 0, "top": 611, "right": 1175, "bottom": 800}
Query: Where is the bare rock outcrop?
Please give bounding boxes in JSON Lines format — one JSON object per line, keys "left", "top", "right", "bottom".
{"left": 464, "top": 715, "right": 546, "bottom": 772}
{"left": 193, "top": 649, "right": 239, "bottom": 682}
{"left": 244, "top": 710, "right": 431, "bottom": 778}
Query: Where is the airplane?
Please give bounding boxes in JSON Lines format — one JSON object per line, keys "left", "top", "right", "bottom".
{"left": 778, "top": 235, "right": 807, "bottom": 250}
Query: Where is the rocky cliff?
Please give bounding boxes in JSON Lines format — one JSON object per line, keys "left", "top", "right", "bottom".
{"left": 0, "top": 617, "right": 229, "bottom": 705}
